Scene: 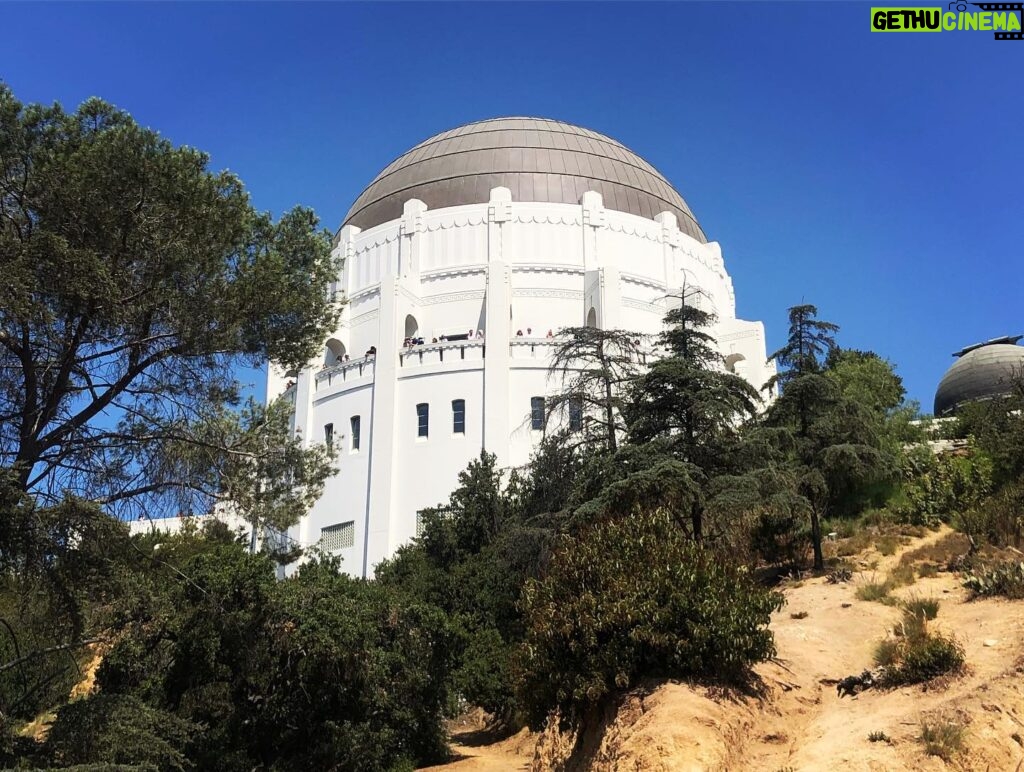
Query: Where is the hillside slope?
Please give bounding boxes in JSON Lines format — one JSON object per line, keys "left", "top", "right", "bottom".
{"left": 424, "top": 527, "right": 1024, "bottom": 771}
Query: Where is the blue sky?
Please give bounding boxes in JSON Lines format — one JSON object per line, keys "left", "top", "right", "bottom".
{"left": 2, "top": 1, "right": 1020, "bottom": 410}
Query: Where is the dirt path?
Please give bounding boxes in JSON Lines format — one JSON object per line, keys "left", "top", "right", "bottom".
{"left": 423, "top": 527, "right": 1024, "bottom": 771}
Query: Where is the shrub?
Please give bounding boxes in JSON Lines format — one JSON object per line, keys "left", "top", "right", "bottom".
{"left": 919, "top": 718, "right": 966, "bottom": 761}
{"left": 790, "top": 610, "right": 809, "bottom": 619}
{"left": 827, "top": 567, "right": 852, "bottom": 584}
{"left": 875, "top": 607, "right": 964, "bottom": 686}
{"left": 963, "top": 561, "right": 1024, "bottom": 599}
{"left": 515, "top": 510, "right": 784, "bottom": 724}
{"left": 856, "top": 577, "right": 893, "bottom": 603}
{"left": 43, "top": 694, "right": 197, "bottom": 771}
{"left": 867, "top": 730, "right": 891, "bottom": 743}
{"left": 959, "top": 480, "right": 1024, "bottom": 548}
{"left": 901, "top": 595, "right": 939, "bottom": 622}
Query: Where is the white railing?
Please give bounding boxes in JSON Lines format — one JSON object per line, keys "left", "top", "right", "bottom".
{"left": 315, "top": 357, "right": 376, "bottom": 388}
{"left": 399, "top": 339, "right": 485, "bottom": 367}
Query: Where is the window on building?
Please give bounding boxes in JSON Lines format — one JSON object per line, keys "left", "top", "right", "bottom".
{"left": 320, "top": 521, "right": 355, "bottom": 551}
{"left": 569, "top": 399, "right": 583, "bottom": 432}
{"left": 531, "top": 397, "right": 545, "bottom": 431}
{"left": 452, "top": 399, "right": 466, "bottom": 434}
{"left": 324, "top": 423, "right": 334, "bottom": 451}
{"left": 350, "top": 415, "right": 360, "bottom": 451}
{"left": 416, "top": 403, "right": 429, "bottom": 438}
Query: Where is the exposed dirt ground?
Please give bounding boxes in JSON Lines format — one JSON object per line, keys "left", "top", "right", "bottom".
{"left": 422, "top": 527, "right": 1024, "bottom": 771}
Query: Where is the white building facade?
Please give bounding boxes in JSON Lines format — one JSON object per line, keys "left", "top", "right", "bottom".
{"left": 267, "top": 118, "right": 775, "bottom": 577}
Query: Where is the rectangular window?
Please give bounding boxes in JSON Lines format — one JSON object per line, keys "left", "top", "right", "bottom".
{"left": 350, "top": 415, "right": 361, "bottom": 451}
{"left": 417, "top": 403, "right": 429, "bottom": 438}
{"left": 324, "top": 423, "right": 334, "bottom": 451}
{"left": 569, "top": 399, "right": 583, "bottom": 432}
{"left": 531, "top": 397, "right": 545, "bottom": 431}
{"left": 452, "top": 399, "right": 466, "bottom": 434}
{"left": 320, "top": 521, "right": 355, "bottom": 551}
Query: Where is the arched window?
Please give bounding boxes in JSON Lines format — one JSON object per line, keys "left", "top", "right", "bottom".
{"left": 325, "top": 338, "right": 346, "bottom": 366}
{"left": 586, "top": 307, "right": 598, "bottom": 328}
{"left": 724, "top": 353, "right": 746, "bottom": 373}
{"left": 404, "top": 314, "right": 419, "bottom": 340}
{"left": 569, "top": 398, "right": 583, "bottom": 432}
{"left": 530, "top": 397, "right": 545, "bottom": 431}
{"left": 416, "top": 403, "right": 429, "bottom": 438}
{"left": 451, "top": 399, "right": 466, "bottom": 434}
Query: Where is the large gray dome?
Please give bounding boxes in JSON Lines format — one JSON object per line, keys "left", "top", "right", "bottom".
{"left": 934, "top": 337, "right": 1024, "bottom": 416}
{"left": 343, "top": 117, "right": 706, "bottom": 242}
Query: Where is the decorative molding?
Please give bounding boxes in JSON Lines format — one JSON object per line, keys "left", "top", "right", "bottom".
{"left": 424, "top": 215, "right": 488, "bottom": 232}
{"left": 621, "top": 271, "right": 668, "bottom": 292}
{"left": 398, "top": 286, "right": 420, "bottom": 306}
{"left": 622, "top": 296, "right": 666, "bottom": 314}
{"left": 512, "top": 212, "right": 582, "bottom": 226}
{"left": 421, "top": 266, "right": 487, "bottom": 282}
{"left": 512, "top": 288, "right": 584, "bottom": 301}
{"left": 510, "top": 263, "right": 585, "bottom": 276}
{"left": 421, "top": 290, "right": 486, "bottom": 305}
{"left": 718, "top": 329, "right": 759, "bottom": 342}
{"left": 348, "top": 309, "right": 380, "bottom": 327}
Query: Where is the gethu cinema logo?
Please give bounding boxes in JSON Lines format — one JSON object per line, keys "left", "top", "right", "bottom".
{"left": 871, "top": 2, "right": 1023, "bottom": 37}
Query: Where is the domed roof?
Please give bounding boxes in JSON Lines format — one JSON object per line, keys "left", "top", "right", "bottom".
{"left": 342, "top": 117, "right": 706, "bottom": 242}
{"left": 934, "top": 336, "right": 1024, "bottom": 416}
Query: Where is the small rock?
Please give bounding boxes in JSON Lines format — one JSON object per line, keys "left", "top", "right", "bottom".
{"left": 841, "top": 603, "right": 852, "bottom": 608}
{"left": 984, "top": 639, "right": 999, "bottom": 647}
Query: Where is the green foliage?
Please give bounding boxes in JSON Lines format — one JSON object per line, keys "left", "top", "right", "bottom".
{"left": 874, "top": 607, "right": 964, "bottom": 686}
{"left": 895, "top": 446, "right": 993, "bottom": 527}
{"left": 78, "top": 535, "right": 453, "bottom": 772}
{"left": 0, "top": 84, "right": 338, "bottom": 511}
{"left": 516, "top": 510, "right": 783, "bottom": 724}
{"left": 867, "top": 730, "right": 891, "bottom": 743}
{"left": 962, "top": 561, "right": 1024, "bottom": 599}
{"left": 762, "top": 306, "right": 899, "bottom": 569}
{"left": 959, "top": 479, "right": 1024, "bottom": 548}
{"left": 377, "top": 452, "right": 545, "bottom": 723}
{"left": 901, "top": 595, "right": 940, "bottom": 621}
{"left": 955, "top": 393, "right": 1024, "bottom": 486}
{"left": 43, "top": 694, "right": 197, "bottom": 771}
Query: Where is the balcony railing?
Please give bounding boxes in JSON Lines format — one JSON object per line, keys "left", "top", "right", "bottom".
{"left": 315, "top": 357, "right": 376, "bottom": 388}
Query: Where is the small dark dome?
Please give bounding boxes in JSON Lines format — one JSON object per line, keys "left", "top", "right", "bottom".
{"left": 934, "top": 336, "right": 1024, "bottom": 416}
{"left": 343, "top": 117, "right": 706, "bottom": 242}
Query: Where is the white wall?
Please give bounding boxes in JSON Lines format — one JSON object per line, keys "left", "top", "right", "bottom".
{"left": 271, "top": 188, "right": 774, "bottom": 577}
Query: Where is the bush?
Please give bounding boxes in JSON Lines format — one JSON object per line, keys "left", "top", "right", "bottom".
{"left": 515, "top": 510, "right": 784, "bottom": 724}
{"left": 920, "top": 718, "right": 966, "bottom": 761}
{"left": 874, "top": 607, "right": 964, "bottom": 686}
{"left": 901, "top": 595, "right": 939, "bottom": 622}
{"left": 959, "top": 480, "right": 1024, "bottom": 548}
{"left": 43, "top": 694, "right": 196, "bottom": 771}
{"left": 856, "top": 577, "right": 894, "bottom": 604}
{"left": 963, "top": 561, "right": 1024, "bottom": 599}
{"left": 895, "top": 447, "right": 992, "bottom": 526}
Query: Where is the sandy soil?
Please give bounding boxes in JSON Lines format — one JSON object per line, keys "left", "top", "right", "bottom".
{"left": 422, "top": 527, "right": 1024, "bottom": 771}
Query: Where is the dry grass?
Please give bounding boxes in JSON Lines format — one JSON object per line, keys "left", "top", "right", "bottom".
{"left": 919, "top": 717, "right": 967, "bottom": 761}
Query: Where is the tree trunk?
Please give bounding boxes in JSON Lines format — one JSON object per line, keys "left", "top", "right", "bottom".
{"left": 810, "top": 506, "right": 824, "bottom": 571}
{"left": 691, "top": 500, "right": 702, "bottom": 544}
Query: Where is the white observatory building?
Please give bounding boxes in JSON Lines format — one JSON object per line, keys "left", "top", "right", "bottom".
{"left": 267, "top": 117, "right": 775, "bottom": 577}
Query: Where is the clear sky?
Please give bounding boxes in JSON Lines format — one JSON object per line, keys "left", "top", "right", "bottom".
{"left": 2, "top": 1, "right": 1020, "bottom": 410}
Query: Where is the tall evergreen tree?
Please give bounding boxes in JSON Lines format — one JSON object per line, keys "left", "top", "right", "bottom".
{"left": 544, "top": 327, "right": 646, "bottom": 453}
{"left": 764, "top": 305, "right": 894, "bottom": 569}
{"left": 625, "top": 298, "right": 760, "bottom": 541}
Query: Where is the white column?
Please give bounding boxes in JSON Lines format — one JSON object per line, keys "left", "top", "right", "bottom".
{"left": 483, "top": 187, "right": 512, "bottom": 465}
{"left": 363, "top": 273, "right": 399, "bottom": 577}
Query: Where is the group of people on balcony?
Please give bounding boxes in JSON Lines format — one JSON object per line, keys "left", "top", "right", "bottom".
{"left": 402, "top": 329, "right": 486, "bottom": 348}
{"left": 515, "top": 328, "right": 555, "bottom": 338}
